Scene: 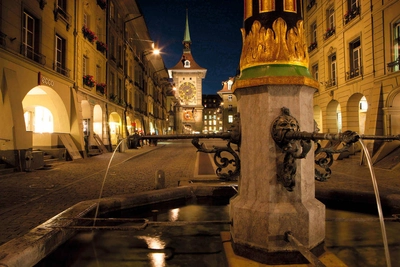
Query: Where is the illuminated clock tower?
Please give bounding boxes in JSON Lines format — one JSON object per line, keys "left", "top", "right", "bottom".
{"left": 168, "top": 9, "right": 207, "bottom": 134}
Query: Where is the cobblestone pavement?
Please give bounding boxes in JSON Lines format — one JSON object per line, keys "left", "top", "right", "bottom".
{"left": 0, "top": 140, "right": 197, "bottom": 245}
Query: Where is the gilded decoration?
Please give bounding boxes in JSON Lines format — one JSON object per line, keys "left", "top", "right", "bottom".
{"left": 239, "top": 18, "right": 309, "bottom": 71}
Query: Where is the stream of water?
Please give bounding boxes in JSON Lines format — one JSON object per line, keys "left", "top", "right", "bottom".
{"left": 359, "top": 139, "right": 391, "bottom": 267}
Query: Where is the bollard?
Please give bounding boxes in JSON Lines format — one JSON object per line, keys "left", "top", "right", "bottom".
{"left": 155, "top": 170, "right": 165, "bottom": 189}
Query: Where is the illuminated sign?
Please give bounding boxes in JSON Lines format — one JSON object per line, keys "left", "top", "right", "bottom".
{"left": 38, "top": 72, "right": 55, "bottom": 87}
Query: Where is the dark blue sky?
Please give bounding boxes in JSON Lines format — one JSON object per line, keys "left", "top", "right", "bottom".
{"left": 136, "top": 0, "right": 244, "bottom": 94}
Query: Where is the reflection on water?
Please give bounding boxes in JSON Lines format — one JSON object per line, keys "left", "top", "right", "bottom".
{"left": 137, "top": 235, "right": 166, "bottom": 267}
{"left": 326, "top": 208, "right": 399, "bottom": 267}
{"left": 36, "top": 201, "right": 399, "bottom": 267}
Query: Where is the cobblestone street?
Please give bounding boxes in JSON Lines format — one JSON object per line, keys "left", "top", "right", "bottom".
{"left": 0, "top": 140, "right": 199, "bottom": 245}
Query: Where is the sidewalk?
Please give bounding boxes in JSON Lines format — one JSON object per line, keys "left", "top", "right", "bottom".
{"left": 317, "top": 153, "right": 400, "bottom": 214}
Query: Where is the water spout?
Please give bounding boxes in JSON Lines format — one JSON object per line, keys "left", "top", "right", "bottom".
{"left": 93, "top": 138, "right": 125, "bottom": 227}
{"left": 359, "top": 139, "right": 392, "bottom": 267}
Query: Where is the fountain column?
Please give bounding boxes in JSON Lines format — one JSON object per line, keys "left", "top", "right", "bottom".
{"left": 230, "top": 0, "right": 325, "bottom": 264}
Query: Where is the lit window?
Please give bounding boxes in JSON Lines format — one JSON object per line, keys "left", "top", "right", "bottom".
{"left": 228, "top": 115, "right": 233, "bottom": 124}
{"left": 348, "top": 38, "right": 361, "bottom": 79}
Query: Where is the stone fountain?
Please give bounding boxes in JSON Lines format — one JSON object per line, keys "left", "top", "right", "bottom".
{"left": 229, "top": 0, "right": 325, "bottom": 264}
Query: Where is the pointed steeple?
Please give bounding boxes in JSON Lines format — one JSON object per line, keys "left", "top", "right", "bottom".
{"left": 170, "top": 8, "right": 206, "bottom": 72}
{"left": 183, "top": 8, "right": 192, "bottom": 52}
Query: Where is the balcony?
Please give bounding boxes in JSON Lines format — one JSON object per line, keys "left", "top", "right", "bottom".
{"left": 306, "top": 0, "right": 316, "bottom": 11}
{"left": 324, "top": 28, "right": 335, "bottom": 40}
{"left": 346, "top": 66, "right": 362, "bottom": 80}
{"left": 387, "top": 57, "right": 400, "bottom": 72}
{"left": 54, "top": 6, "right": 71, "bottom": 30}
{"left": 308, "top": 42, "right": 317, "bottom": 53}
{"left": 324, "top": 78, "right": 337, "bottom": 89}
{"left": 96, "top": 83, "right": 106, "bottom": 95}
{"left": 96, "top": 41, "right": 107, "bottom": 54}
{"left": 20, "top": 44, "right": 46, "bottom": 65}
{"left": 54, "top": 63, "right": 70, "bottom": 78}
{"left": 82, "top": 26, "right": 97, "bottom": 44}
{"left": 344, "top": 6, "right": 360, "bottom": 25}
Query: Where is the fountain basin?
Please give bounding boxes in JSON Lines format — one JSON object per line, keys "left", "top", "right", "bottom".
{"left": 0, "top": 185, "right": 236, "bottom": 267}
{"left": 0, "top": 183, "right": 398, "bottom": 266}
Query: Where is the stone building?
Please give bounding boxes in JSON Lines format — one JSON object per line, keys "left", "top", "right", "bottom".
{"left": 202, "top": 94, "right": 223, "bottom": 133}
{"left": 304, "top": 0, "right": 400, "bottom": 164}
{"left": 218, "top": 77, "right": 238, "bottom": 133}
{"left": 0, "top": 0, "right": 170, "bottom": 172}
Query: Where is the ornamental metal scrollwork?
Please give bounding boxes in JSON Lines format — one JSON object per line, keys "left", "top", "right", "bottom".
{"left": 314, "top": 131, "right": 359, "bottom": 181}
{"left": 192, "top": 138, "right": 240, "bottom": 181}
{"left": 192, "top": 114, "right": 241, "bottom": 181}
{"left": 271, "top": 107, "right": 312, "bottom": 191}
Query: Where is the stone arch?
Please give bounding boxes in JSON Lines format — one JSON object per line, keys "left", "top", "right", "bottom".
{"left": 22, "top": 85, "right": 71, "bottom": 147}
{"left": 93, "top": 104, "right": 103, "bottom": 139}
{"left": 109, "top": 112, "right": 122, "bottom": 145}
{"left": 22, "top": 86, "right": 70, "bottom": 134}
{"left": 326, "top": 100, "right": 341, "bottom": 133}
{"left": 347, "top": 93, "right": 367, "bottom": 134}
{"left": 313, "top": 105, "right": 323, "bottom": 132}
{"left": 385, "top": 87, "right": 400, "bottom": 134}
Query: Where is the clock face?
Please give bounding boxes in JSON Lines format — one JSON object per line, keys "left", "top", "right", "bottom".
{"left": 179, "top": 82, "right": 196, "bottom": 101}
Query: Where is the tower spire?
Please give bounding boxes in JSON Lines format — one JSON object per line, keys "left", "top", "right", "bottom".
{"left": 183, "top": 8, "right": 192, "bottom": 52}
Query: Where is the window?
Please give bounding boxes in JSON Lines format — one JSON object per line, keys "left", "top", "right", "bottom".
{"left": 308, "top": 22, "right": 317, "bottom": 52}
{"left": 227, "top": 79, "right": 233, "bottom": 90}
{"left": 118, "top": 43, "right": 123, "bottom": 67}
{"left": 349, "top": 38, "right": 361, "bottom": 78}
{"left": 55, "top": 34, "right": 67, "bottom": 76}
{"left": 228, "top": 115, "right": 234, "bottom": 124}
{"left": 325, "top": 6, "right": 335, "bottom": 39}
{"left": 110, "top": 72, "right": 115, "bottom": 95}
{"left": 96, "top": 65, "right": 101, "bottom": 82}
{"left": 228, "top": 95, "right": 233, "bottom": 102}
{"left": 110, "top": 2, "right": 115, "bottom": 21}
{"left": 327, "top": 7, "right": 335, "bottom": 30}
{"left": 83, "top": 13, "right": 89, "bottom": 27}
{"left": 312, "top": 22, "right": 317, "bottom": 44}
{"left": 22, "top": 11, "right": 41, "bottom": 63}
{"left": 344, "top": 0, "right": 359, "bottom": 24}
{"left": 83, "top": 56, "right": 88, "bottom": 76}
{"left": 328, "top": 54, "right": 336, "bottom": 87}
{"left": 110, "top": 35, "right": 115, "bottom": 60}
{"left": 118, "top": 78, "right": 122, "bottom": 99}
{"left": 349, "top": 0, "right": 358, "bottom": 12}
{"left": 228, "top": 105, "right": 233, "bottom": 111}
{"left": 312, "top": 64, "right": 318, "bottom": 81}
{"left": 389, "top": 21, "right": 400, "bottom": 72}
{"left": 56, "top": 0, "right": 67, "bottom": 19}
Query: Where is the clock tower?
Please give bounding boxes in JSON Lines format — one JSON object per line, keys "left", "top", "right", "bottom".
{"left": 168, "top": 9, "right": 207, "bottom": 134}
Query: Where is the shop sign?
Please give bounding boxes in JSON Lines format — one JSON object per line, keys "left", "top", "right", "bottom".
{"left": 38, "top": 72, "right": 54, "bottom": 87}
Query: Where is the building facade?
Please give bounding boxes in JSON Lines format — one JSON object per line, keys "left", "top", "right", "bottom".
{"left": 168, "top": 10, "right": 207, "bottom": 134}
{"left": 0, "top": 0, "right": 170, "bottom": 171}
{"left": 202, "top": 94, "right": 223, "bottom": 133}
{"left": 218, "top": 77, "right": 238, "bottom": 133}
{"left": 304, "top": 0, "right": 400, "bottom": 161}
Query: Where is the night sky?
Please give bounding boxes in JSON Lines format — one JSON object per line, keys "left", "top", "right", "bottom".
{"left": 136, "top": 0, "right": 244, "bottom": 95}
